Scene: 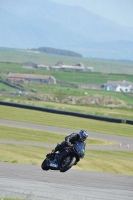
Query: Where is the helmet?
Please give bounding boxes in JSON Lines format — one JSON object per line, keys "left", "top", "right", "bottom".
{"left": 78, "top": 130, "right": 88, "bottom": 142}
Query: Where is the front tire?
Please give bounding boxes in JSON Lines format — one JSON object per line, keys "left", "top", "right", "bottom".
{"left": 41, "top": 159, "right": 49, "bottom": 170}
{"left": 59, "top": 156, "right": 76, "bottom": 172}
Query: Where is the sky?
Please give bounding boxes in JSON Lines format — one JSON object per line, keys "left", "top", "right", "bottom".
{"left": 50, "top": 0, "right": 133, "bottom": 27}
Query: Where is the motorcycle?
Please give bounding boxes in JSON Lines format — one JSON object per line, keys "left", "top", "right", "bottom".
{"left": 41, "top": 141, "right": 85, "bottom": 172}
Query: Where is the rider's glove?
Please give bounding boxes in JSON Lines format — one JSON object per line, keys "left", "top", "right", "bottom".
{"left": 67, "top": 142, "right": 73, "bottom": 147}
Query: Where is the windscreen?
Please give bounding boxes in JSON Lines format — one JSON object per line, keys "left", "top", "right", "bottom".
{"left": 73, "top": 141, "right": 85, "bottom": 156}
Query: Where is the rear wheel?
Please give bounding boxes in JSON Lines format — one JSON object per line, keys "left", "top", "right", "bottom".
{"left": 41, "top": 159, "right": 49, "bottom": 170}
{"left": 59, "top": 156, "right": 76, "bottom": 172}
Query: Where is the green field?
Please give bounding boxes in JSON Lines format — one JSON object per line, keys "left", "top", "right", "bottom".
{"left": 0, "top": 82, "right": 16, "bottom": 91}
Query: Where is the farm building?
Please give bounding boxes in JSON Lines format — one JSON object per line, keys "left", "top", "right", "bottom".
{"left": 22, "top": 61, "right": 93, "bottom": 72}
{"left": 8, "top": 73, "right": 56, "bottom": 84}
{"left": 51, "top": 65, "right": 85, "bottom": 72}
{"left": 22, "top": 62, "right": 38, "bottom": 69}
{"left": 50, "top": 65, "right": 93, "bottom": 72}
{"left": 37, "top": 65, "right": 49, "bottom": 70}
{"left": 102, "top": 80, "right": 133, "bottom": 92}
{"left": 75, "top": 62, "right": 84, "bottom": 67}
{"left": 62, "top": 65, "right": 85, "bottom": 72}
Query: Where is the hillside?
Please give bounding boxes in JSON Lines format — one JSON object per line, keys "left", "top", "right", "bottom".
{"left": 0, "top": 0, "right": 133, "bottom": 60}
{"left": 31, "top": 47, "right": 82, "bottom": 57}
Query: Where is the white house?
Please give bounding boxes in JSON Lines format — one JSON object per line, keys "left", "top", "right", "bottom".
{"left": 102, "top": 80, "right": 133, "bottom": 92}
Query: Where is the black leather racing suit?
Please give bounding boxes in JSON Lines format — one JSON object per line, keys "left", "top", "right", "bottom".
{"left": 53, "top": 133, "right": 86, "bottom": 158}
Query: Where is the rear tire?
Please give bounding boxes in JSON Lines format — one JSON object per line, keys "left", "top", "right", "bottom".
{"left": 41, "top": 159, "right": 49, "bottom": 170}
{"left": 59, "top": 156, "right": 76, "bottom": 172}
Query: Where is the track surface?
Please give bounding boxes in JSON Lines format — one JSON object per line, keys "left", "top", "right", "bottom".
{"left": 0, "top": 119, "right": 133, "bottom": 199}
{"left": 0, "top": 162, "right": 133, "bottom": 200}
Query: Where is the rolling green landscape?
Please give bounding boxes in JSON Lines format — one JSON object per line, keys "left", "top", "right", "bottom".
{"left": 0, "top": 47, "right": 133, "bottom": 74}
{"left": 0, "top": 49, "right": 133, "bottom": 109}
{"left": 0, "top": 48, "right": 133, "bottom": 120}
{"left": 0, "top": 48, "right": 133, "bottom": 119}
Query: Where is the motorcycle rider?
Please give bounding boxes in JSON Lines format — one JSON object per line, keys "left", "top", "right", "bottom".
{"left": 52, "top": 130, "right": 89, "bottom": 158}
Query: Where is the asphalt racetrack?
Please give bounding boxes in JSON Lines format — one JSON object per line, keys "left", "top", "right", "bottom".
{"left": 0, "top": 162, "right": 133, "bottom": 200}
{"left": 0, "top": 119, "right": 133, "bottom": 199}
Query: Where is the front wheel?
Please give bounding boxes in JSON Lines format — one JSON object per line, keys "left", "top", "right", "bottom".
{"left": 59, "top": 156, "right": 76, "bottom": 172}
{"left": 41, "top": 159, "right": 49, "bottom": 170}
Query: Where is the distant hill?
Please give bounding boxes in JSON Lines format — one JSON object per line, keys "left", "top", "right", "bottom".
{"left": 31, "top": 47, "right": 82, "bottom": 57}
{"left": 0, "top": 0, "right": 133, "bottom": 60}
